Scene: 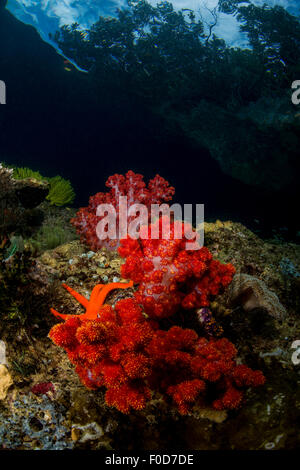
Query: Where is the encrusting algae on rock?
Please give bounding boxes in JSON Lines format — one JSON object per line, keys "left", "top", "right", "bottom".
{"left": 0, "top": 217, "right": 298, "bottom": 449}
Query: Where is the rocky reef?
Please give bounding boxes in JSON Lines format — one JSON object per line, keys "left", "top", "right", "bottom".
{"left": 0, "top": 220, "right": 299, "bottom": 449}
{"left": 0, "top": 163, "right": 50, "bottom": 236}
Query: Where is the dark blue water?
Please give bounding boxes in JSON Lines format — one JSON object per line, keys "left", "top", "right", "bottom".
{"left": 0, "top": 6, "right": 299, "bottom": 242}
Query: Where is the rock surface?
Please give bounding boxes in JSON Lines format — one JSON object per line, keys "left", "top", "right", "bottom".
{"left": 0, "top": 163, "right": 49, "bottom": 236}
{"left": 15, "top": 178, "right": 49, "bottom": 209}
{"left": 229, "top": 273, "right": 287, "bottom": 320}
{"left": 0, "top": 340, "right": 7, "bottom": 365}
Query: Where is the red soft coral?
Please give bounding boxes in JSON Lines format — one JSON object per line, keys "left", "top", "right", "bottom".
{"left": 167, "top": 379, "right": 206, "bottom": 415}
{"left": 105, "top": 383, "right": 152, "bottom": 414}
{"left": 49, "top": 298, "right": 265, "bottom": 415}
{"left": 49, "top": 298, "right": 155, "bottom": 413}
{"left": 146, "top": 330, "right": 265, "bottom": 414}
{"left": 119, "top": 217, "right": 235, "bottom": 319}
{"left": 71, "top": 171, "right": 175, "bottom": 251}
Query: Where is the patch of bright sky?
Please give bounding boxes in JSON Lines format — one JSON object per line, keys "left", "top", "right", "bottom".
{"left": 6, "top": 0, "right": 300, "bottom": 49}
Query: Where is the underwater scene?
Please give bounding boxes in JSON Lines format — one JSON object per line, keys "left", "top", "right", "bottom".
{"left": 0, "top": 0, "right": 299, "bottom": 455}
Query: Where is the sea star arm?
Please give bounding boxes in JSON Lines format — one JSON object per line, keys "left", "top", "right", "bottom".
{"left": 89, "top": 284, "right": 105, "bottom": 304}
{"left": 84, "top": 281, "right": 134, "bottom": 320}
{"left": 83, "top": 284, "right": 106, "bottom": 319}
{"left": 95, "top": 281, "right": 134, "bottom": 305}
{"left": 62, "top": 283, "right": 91, "bottom": 308}
{"left": 50, "top": 280, "right": 134, "bottom": 322}
{"left": 50, "top": 307, "right": 73, "bottom": 321}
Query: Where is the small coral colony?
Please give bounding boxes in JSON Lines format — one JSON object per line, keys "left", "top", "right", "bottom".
{"left": 49, "top": 171, "right": 265, "bottom": 415}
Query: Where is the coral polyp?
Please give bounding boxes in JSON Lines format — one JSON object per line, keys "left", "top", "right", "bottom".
{"left": 119, "top": 216, "right": 235, "bottom": 319}
{"left": 71, "top": 171, "right": 175, "bottom": 251}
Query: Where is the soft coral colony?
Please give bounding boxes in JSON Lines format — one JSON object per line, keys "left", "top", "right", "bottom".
{"left": 49, "top": 295, "right": 265, "bottom": 415}
{"left": 49, "top": 170, "right": 265, "bottom": 415}
{"left": 119, "top": 216, "right": 236, "bottom": 319}
{"left": 71, "top": 170, "right": 175, "bottom": 251}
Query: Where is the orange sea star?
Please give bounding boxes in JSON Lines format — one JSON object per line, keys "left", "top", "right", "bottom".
{"left": 50, "top": 280, "right": 134, "bottom": 321}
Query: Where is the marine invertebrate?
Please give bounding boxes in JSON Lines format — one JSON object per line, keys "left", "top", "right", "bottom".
{"left": 119, "top": 216, "right": 235, "bottom": 319}
{"left": 48, "top": 222, "right": 264, "bottom": 416}
{"left": 49, "top": 294, "right": 153, "bottom": 413}
{"left": 12, "top": 166, "right": 44, "bottom": 181}
{"left": 31, "top": 382, "right": 55, "bottom": 396}
{"left": 12, "top": 166, "right": 75, "bottom": 207}
{"left": 46, "top": 176, "right": 75, "bottom": 207}
{"left": 49, "top": 297, "right": 265, "bottom": 415}
{"left": 229, "top": 273, "right": 287, "bottom": 320}
{"left": 71, "top": 170, "right": 175, "bottom": 251}
{"left": 149, "top": 329, "right": 265, "bottom": 413}
{"left": 50, "top": 280, "right": 134, "bottom": 321}
{"left": 196, "top": 307, "right": 223, "bottom": 337}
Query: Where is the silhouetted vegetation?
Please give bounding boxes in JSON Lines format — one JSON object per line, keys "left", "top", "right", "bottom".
{"left": 50, "top": 1, "right": 300, "bottom": 191}
{"left": 52, "top": 0, "right": 300, "bottom": 107}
